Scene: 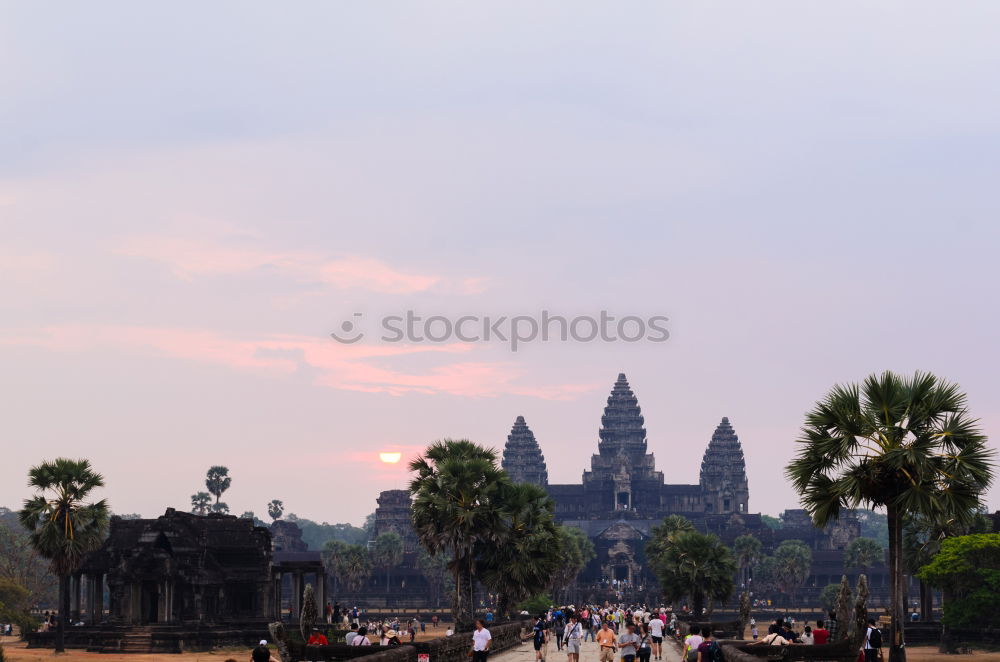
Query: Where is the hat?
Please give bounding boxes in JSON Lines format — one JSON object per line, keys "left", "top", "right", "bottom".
{"left": 387, "top": 630, "right": 398, "bottom": 638}
{"left": 259, "top": 640, "right": 268, "bottom": 646}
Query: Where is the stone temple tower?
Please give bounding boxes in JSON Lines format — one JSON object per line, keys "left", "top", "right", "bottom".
{"left": 699, "top": 417, "right": 750, "bottom": 515}
{"left": 501, "top": 416, "right": 549, "bottom": 486}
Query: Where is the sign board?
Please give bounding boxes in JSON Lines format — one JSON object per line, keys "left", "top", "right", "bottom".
{"left": 418, "top": 654, "right": 430, "bottom": 662}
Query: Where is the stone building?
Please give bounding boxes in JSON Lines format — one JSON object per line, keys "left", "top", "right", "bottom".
{"left": 500, "top": 416, "right": 548, "bottom": 486}
{"left": 80, "top": 508, "right": 274, "bottom": 625}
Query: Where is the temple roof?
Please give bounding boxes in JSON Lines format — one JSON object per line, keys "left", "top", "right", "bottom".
{"left": 699, "top": 416, "right": 748, "bottom": 488}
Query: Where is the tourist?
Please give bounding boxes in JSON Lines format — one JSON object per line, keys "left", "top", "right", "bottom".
{"left": 647, "top": 607, "right": 664, "bottom": 660}
{"left": 618, "top": 622, "right": 641, "bottom": 662}
{"left": 472, "top": 619, "right": 492, "bottom": 662}
{"left": 432, "top": 615, "right": 439, "bottom": 629}
{"left": 563, "top": 614, "right": 583, "bottom": 662}
{"left": 596, "top": 621, "right": 616, "bottom": 662}
{"left": 636, "top": 623, "right": 652, "bottom": 662}
{"left": 862, "top": 619, "right": 882, "bottom": 662}
{"left": 553, "top": 612, "right": 565, "bottom": 651}
{"left": 533, "top": 613, "right": 549, "bottom": 662}
{"left": 696, "top": 629, "right": 723, "bottom": 662}
{"left": 351, "top": 626, "right": 371, "bottom": 646}
{"left": 800, "top": 626, "right": 813, "bottom": 645}
{"left": 683, "top": 626, "right": 703, "bottom": 662}
{"left": 812, "top": 620, "right": 829, "bottom": 645}
{"left": 754, "top": 626, "right": 789, "bottom": 647}
{"left": 485, "top": 610, "right": 495, "bottom": 625}
{"left": 307, "top": 628, "right": 328, "bottom": 646}
{"left": 750, "top": 623, "right": 758, "bottom": 640}
{"left": 345, "top": 623, "right": 359, "bottom": 645}
{"left": 325, "top": 602, "right": 333, "bottom": 624}
{"left": 826, "top": 612, "right": 840, "bottom": 643}
{"left": 386, "top": 629, "right": 402, "bottom": 646}
{"left": 587, "top": 612, "right": 600, "bottom": 642}
{"left": 251, "top": 640, "right": 279, "bottom": 662}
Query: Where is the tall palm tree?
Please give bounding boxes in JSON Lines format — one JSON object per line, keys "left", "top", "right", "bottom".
{"left": 337, "top": 544, "right": 372, "bottom": 592}
{"left": 268, "top": 499, "right": 284, "bottom": 522}
{"left": 646, "top": 514, "right": 695, "bottom": 576}
{"left": 732, "top": 534, "right": 762, "bottom": 590}
{"left": 190, "top": 492, "right": 211, "bottom": 515}
{"left": 773, "top": 539, "right": 812, "bottom": 604}
{"left": 409, "top": 439, "right": 507, "bottom": 630}
{"left": 476, "top": 481, "right": 562, "bottom": 618}
{"left": 372, "top": 531, "right": 405, "bottom": 593}
{"left": 205, "top": 466, "right": 231, "bottom": 506}
{"left": 18, "top": 459, "right": 110, "bottom": 653}
{"left": 785, "top": 371, "right": 995, "bottom": 662}
{"left": 653, "top": 530, "right": 735, "bottom": 616}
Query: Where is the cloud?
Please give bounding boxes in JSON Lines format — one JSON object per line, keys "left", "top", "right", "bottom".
{"left": 0, "top": 324, "right": 597, "bottom": 401}
{"left": 114, "top": 235, "right": 442, "bottom": 294}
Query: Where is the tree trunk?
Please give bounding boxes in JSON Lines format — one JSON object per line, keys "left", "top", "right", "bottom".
{"left": 57, "top": 573, "right": 68, "bottom": 653}
{"left": 887, "top": 505, "right": 906, "bottom": 662}
{"left": 918, "top": 579, "right": 932, "bottom": 622}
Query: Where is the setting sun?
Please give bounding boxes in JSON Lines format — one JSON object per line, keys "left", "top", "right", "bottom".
{"left": 378, "top": 451, "right": 402, "bottom": 464}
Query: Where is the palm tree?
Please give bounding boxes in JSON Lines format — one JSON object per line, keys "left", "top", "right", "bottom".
{"left": 845, "top": 537, "right": 884, "bottom": 576}
{"left": 372, "top": 531, "right": 405, "bottom": 593}
{"left": 409, "top": 439, "right": 508, "bottom": 630}
{"left": 646, "top": 514, "right": 695, "bottom": 576}
{"left": 18, "top": 459, "right": 110, "bottom": 653}
{"left": 652, "top": 530, "right": 736, "bottom": 616}
{"left": 321, "top": 539, "right": 348, "bottom": 596}
{"left": 268, "top": 500, "right": 284, "bottom": 522}
{"left": 476, "top": 481, "right": 562, "bottom": 618}
{"left": 332, "top": 544, "right": 372, "bottom": 592}
{"left": 786, "top": 371, "right": 995, "bottom": 662}
{"left": 191, "top": 492, "right": 211, "bottom": 515}
{"left": 205, "top": 466, "right": 231, "bottom": 506}
{"left": 732, "top": 534, "right": 762, "bottom": 590}
{"left": 417, "top": 548, "right": 453, "bottom": 608}
{"left": 773, "top": 540, "right": 812, "bottom": 604}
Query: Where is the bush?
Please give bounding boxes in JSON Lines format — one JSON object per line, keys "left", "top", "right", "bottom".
{"left": 918, "top": 533, "right": 1000, "bottom": 628}
{"left": 517, "top": 594, "right": 553, "bottom": 616}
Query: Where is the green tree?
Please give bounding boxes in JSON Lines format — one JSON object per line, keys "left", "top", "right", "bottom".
{"left": 321, "top": 540, "right": 348, "bottom": 596}
{"left": 18, "top": 459, "right": 110, "bottom": 652}
{"left": 761, "top": 515, "right": 783, "bottom": 531}
{"left": 211, "top": 502, "right": 230, "bottom": 514}
{"left": 0, "top": 524, "right": 58, "bottom": 613}
{"left": 409, "top": 439, "right": 507, "bottom": 630}
{"left": 476, "top": 481, "right": 562, "bottom": 618}
{"left": 773, "top": 540, "right": 812, "bottom": 604}
{"left": 268, "top": 500, "right": 284, "bottom": 521}
{"left": 336, "top": 544, "right": 372, "bottom": 592}
{"left": 651, "top": 530, "right": 735, "bottom": 616}
{"left": 845, "top": 537, "right": 884, "bottom": 576}
{"left": 819, "top": 583, "right": 844, "bottom": 613}
{"left": 918, "top": 534, "right": 1000, "bottom": 629}
{"left": 416, "top": 548, "right": 453, "bottom": 608}
{"left": 549, "top": 525, "right": 596, "bottom": 603}
{"left": 732, "top": 534, "right": 762, "bottom": 590}
{"left": 190, "top": 492, "right": 211, "bottom": 515}
{"left": 372, "top": 531, "right": 405, "bottom": 593}
{"left": 785, "top": 371, "right": 995, "bottom": 662}
{"left": 205, "top": 466, "right": 231, "bottom": 506}
{"left": 646, "top": 515, "right": 695, "bottom": 577}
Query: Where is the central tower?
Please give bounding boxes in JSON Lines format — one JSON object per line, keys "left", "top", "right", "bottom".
{"left": 583, "top": 373, "right": 664, "bottom": 512}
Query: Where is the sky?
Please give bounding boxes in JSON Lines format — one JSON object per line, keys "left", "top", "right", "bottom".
{"left": 2, "top": 2, "right": 999, "bottom": 525}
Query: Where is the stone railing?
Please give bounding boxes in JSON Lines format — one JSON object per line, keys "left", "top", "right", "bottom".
{"left": 719, "top": 641, "right": 857, "bottom": 662}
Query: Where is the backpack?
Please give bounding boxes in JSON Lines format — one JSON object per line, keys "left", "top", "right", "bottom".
{"left": 868, "top": 628, "right": 882, "bottom": 649}
{"left": 706, "top": 641, "right": 723, "bottom": 662}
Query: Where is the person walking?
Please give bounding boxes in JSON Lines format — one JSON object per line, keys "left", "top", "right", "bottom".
{"left": 862, "top": 619, "right": 882, "bottom": 662}
{"left": 554, "top": 613, "right": 566, "bottom": 652}
{"left": 472, "top": 619, "right": 492, "bottom": 662}
{"left": 563, "top": 615, "right": 583, "bottom": 662}
{"left": 683, "top": 626, "right": 704, "bottom": 662}
{"left": 596, "top": 621, "right": 616, "bottom": 662}
{"left": 587, "top": 612, "right": 600, "bottom": 642}
{"left": 636, "top": 623, "right": 652, "bottom": 662}
{"left": 695, "top": 629, "right": 723, "bottom": 662}
{"left": 647, "top": 609, "right": 664, "bottom": 660}
{"left": 618, "top": 622, "right": 641, "bottom": 662}
{"left": 533, "top": 614, "right": 549, "bottom": 662}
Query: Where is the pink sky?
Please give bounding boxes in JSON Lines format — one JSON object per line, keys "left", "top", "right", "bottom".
{"left": 2, "top": 2, "right": 999, "bottom": 525}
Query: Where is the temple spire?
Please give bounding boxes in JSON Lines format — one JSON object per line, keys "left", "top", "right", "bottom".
{"left": 598, "top": 372, "right": 647, "bottom": 459}
{"left": 699, "top": 417, "right": 749, "bottom": 515}
{"left": 501, "top": 415, "right": 548, "bottom": 486}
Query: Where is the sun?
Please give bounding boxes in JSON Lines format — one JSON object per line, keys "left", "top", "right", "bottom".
{"left": 378, "top": 451, "right": 402, "bottom": 464}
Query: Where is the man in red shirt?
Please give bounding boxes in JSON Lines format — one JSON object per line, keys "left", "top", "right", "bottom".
{"left": 307, "top": 629, "right": 329, "bottom": 646}
{"left": 812, "top": 620, "right": 830, "bottom": 646}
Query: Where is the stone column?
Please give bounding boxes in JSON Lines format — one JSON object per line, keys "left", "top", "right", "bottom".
{"left": 315, "top": 571, "right": 325, "bottom": 620}
{"left": 291, "top": 573, "right": 302, "bottom": 622}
